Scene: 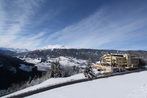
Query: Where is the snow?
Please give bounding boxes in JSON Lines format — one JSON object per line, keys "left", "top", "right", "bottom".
{"left": 40, "top": 45, "right": 80, "bottom": 50}
{"left": 35, "top": 62, "right": 51, "bottom": 71}
{"left": 3, "top": 71, "right": 147, "bottom": 98}
{"left": 96, "top": 61, "right": 107, "bottom": 64}
{"left": 19, "top": 64, "right": 34, "bottom": 72}
{"left": 3, "top": 74, "right": 85, "bottom": 98}
{"left": 57, "top": 56, "right": 86, "bottom": 67}
{"left": 21, "top": 56, "right": 87, "bottom": 71}
{"left": 25, "top": 71, "right": 147, "bottom": 98}
{"left": 21, "top": 58, "right": 41, "bottom": 64}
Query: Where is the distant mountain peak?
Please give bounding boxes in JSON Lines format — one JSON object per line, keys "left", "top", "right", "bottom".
{"left": 40, "top": 45, "right": 79, "bottom": 50}
{"left": 0, "top": 47, "right": 30, "bottom": 53}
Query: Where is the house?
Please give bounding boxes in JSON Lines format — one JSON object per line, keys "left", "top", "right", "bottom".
{"left": 94, "top": 54, "right": 140, "bottom": 71}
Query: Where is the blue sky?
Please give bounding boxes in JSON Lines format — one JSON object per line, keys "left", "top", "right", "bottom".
{"left": 0, "top": 0, "right": 147, "bottom": 50}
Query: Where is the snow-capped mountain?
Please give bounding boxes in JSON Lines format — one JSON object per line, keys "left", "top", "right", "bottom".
{"left": 0, "top": 47, "right": 30, "bottom": 53}
{"left": 40, "top": 45, "right": 80, "bottom": 50}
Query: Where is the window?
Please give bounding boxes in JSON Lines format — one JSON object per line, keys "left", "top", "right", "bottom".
{"left": 103, "top": 59, "right": 106, "bottom": 62}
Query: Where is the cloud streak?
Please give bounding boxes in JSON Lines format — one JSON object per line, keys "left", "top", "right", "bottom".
{"left": 46, "top": 4, "right": 147, "bottom": 50}
{"left": 0, "top": 0, "right": 55, "bottom": 49}
{"left": 0, "top": 0, "right": 147, "bottom": 50}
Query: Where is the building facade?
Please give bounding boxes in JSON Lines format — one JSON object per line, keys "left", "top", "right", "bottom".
{"left": 95, "top": 54, "right": 139, "bottom": 70}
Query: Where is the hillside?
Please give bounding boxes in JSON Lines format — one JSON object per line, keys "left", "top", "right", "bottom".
{"left": 27, "top": 71, "right": 147, "bottom": 98}
{"left": 0, "top": 47, "right": 147, "bottom": 96}
{"left": 0, "top": 53, "right": 42, "bottom": 90}
{"left": 12, "top": 48, "right": 147, "bottom": 72}
{"left": 4, "top": 71, "right": 147, "bottom": 98}
{"left": 18, "top": 49, "right": 147, "bottom": 62}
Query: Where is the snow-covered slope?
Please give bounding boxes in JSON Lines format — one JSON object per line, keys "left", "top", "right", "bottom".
{"left": 0, "top": 53, "right": 41, "bottom": 93}
{"left": 21, "top": 56, "right": 87, "bottom": 71}
{"left": 28, "top": 71, "right": 147, "bottom": 98}
{"left": 4, "top": 71, "right": 147, "bottom": 98}
{"left": 40, "top": 45, "right": 79, "bottom": 50}
{"left": 3, "top": 74, "right": 85, "bottom": 98}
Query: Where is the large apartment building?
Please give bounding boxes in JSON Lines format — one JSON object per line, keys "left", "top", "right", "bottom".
{"left": 95, "top": 54, "right": 140, "bottom": 70}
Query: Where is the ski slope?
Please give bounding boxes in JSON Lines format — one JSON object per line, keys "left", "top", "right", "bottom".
{"left": 27, "top": 71, "right": 147, "bottom": 98}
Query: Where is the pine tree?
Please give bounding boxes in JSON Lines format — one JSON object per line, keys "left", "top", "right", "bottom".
{"left": 84, "top": 58, "right": 96, "bottom": 79}
{"left": 50, "top": 61, "right": 61, "bottom": 78}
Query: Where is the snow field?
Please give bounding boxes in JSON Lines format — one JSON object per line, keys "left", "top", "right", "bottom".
{"left": 21, "top": 56, "right": 87, "bottom": 71}
{"left": 26, "top": 71, "right": 147, "bottom": 98}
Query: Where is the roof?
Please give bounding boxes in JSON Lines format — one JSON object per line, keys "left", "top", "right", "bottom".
{"left": 112, "top": 56, "right": 124, "bottom": 58}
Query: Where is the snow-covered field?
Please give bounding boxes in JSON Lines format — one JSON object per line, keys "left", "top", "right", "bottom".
{"left": 26, "top": 71, "right": 147, "bottom": 98}
{"left": 21, "top": 56, "right": 87, "bottom": 71}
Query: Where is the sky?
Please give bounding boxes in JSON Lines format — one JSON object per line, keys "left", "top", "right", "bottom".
{"left": 0, "top": 0, "right": 147, "bottom": 50}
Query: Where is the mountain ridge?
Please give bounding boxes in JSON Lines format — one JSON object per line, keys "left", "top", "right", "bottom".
{"left": 20, "top": 48, "right": 147, "bottom": 63}
{"left": 39, "top": 45, "right": 80, "bottom": 50}
{"left": 0, "top": 47, "right": 30, "bottom": 53}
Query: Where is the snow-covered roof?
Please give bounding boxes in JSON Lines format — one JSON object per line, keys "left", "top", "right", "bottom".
{"left": 96, "top": 61, "right": 107, "bottom": 64}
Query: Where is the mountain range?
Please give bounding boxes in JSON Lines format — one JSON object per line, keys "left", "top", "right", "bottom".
{"left": 0, "top": 45, "right": 147, "bottom": 92}
{"left": 1, "top": 45, "right": 147, "bottom": 63}
{"left": 0, "top": 47, "right": 30, "bottom": 53}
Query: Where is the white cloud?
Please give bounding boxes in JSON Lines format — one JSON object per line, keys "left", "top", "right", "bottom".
{"left": 0, "top": 0, "right": 52, "bottom": 49}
